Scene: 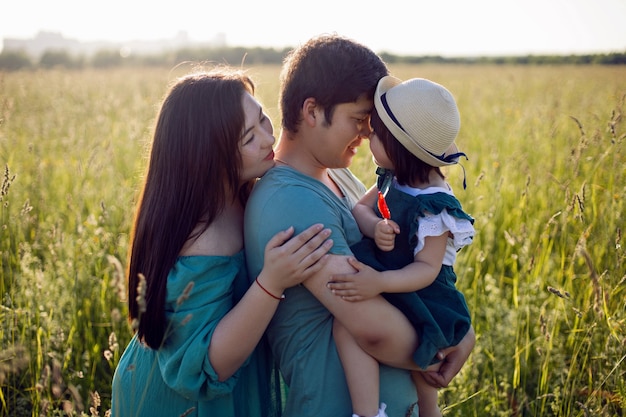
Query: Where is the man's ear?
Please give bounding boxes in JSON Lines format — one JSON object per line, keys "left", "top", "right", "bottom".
{"left": 302, "top": 97, "right": 319, "bottom": 127}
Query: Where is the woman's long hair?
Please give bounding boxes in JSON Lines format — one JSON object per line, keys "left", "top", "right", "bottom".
{"left": 127, "top": 69, "right": 255, "bottom": 348}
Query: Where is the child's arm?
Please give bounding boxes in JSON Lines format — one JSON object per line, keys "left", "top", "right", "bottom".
{"left": 352, "top": 185, "right": 383, "bottom": 238}
{"left": 327, "top": 232, "right": 448, "bottom": 301}
{"left": 352, "top": 186, "right": 400, "bottom": 251}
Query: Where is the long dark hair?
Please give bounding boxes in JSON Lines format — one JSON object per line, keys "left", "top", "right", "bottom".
{"left": 127, "top": 69, "right": 255, "bottom": 348}
{"left": 370, "top": 107, "right": 444, "bottom": 186}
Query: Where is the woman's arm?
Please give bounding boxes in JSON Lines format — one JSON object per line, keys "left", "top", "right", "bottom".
{"left": 209, "top": 224, "right": 332, "bottom": 380}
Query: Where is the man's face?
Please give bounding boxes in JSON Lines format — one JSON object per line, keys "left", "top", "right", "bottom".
{"left": 313, "top": 94, "right": 373, "bottom": 169}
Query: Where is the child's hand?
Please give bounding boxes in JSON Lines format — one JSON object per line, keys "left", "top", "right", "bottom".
{"left": 258, "top": 224, "right": 333, "bottom": 297}
{"left": 326, "top": 257, "right": 383, "bottom": 301}
{"left": 374, "top": 219, "right": 400, "bottom": 252}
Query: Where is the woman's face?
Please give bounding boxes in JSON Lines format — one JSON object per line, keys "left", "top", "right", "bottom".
{"left": 239, "top": 92, "right": 276, "bottom": 181}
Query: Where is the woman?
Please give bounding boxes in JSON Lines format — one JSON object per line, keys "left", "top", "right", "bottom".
{"left": 111, "top": 68, "right": 333, "bottom": 417}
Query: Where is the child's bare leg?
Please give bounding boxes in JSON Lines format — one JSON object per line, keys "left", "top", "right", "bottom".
{"left": 304, "top": 262, "right": 420, "bottom": 370}
{"left": 412, "top": 371, "right": 442, "bottom": 417}
{"left": 333, "top": 319, "right": 380, "bottom": 417}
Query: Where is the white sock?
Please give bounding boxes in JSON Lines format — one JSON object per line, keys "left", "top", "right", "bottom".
{"left": 377, "top": 403, "right": 388, "bottom": 417}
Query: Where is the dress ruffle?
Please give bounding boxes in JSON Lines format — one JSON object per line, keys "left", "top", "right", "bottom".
{"left": 413, "top": 207, "right": 475, "bottom": 257}
{"left": 407, "top": 191, "right": 474, "bottom": 260}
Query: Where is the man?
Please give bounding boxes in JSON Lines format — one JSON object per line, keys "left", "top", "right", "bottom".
{"left": 244, "top": 34, "right": 474, "bottom": 417}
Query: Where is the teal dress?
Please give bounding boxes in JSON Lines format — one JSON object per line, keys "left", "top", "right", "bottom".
{"left": 111, "top": 253, "right": 281, "bottom": 417}
{"left": 351, "top": 168, "right": 475, "bottom": 369}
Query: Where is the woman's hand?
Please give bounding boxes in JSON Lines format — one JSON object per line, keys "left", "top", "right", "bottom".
{"left": 257, "top": 224, "right": 333, "bottom": 297}
{"left": 326, "top": 257, "right": 383, "bottom": 301}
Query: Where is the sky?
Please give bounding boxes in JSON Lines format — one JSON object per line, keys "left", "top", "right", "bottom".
{"left": 2, "top": 0, "right": 626, "bottom": 57}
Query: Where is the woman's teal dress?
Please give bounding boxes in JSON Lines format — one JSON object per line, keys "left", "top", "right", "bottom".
{"left": 111, "top": 252, "right": 281, "bottom": 417}
{"left": 351, "top": 169, "right": 475, "bottom": 369}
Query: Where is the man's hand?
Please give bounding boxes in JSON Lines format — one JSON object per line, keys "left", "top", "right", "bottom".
{"left": 421, "top": 327, "right": 475, "bottom": 388}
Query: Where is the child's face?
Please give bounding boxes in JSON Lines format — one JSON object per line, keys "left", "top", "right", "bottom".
{"left": 368, "top": 132, "right": 393, "bottom": 169}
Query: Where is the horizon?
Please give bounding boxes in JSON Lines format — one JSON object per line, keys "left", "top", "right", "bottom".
{"left": 3, "top": 29, "right": 625, "bottom": 59}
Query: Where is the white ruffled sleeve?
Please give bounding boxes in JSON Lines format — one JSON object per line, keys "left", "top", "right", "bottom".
{"left": 413, "top": 208, "right": 475, "bottom": 264}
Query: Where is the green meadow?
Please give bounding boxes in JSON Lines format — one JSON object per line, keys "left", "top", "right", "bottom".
{"left": 1, "top": 63, "right": 624, "bottom": 416}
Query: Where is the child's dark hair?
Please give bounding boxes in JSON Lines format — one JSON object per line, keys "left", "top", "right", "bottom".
{"left": 370, "top": 107, "right": 444, "bottom": 185}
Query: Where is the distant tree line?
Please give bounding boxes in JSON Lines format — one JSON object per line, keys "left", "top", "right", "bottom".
{"left": 1, "top": 46, "right": 625, "bottom": 71}
{"left": 379, "top": 51, "right": 626, "bottom": 65}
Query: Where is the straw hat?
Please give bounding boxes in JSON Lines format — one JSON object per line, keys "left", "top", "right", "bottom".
{"left": 374, "top": 76, "right": 463, "bottom": 167}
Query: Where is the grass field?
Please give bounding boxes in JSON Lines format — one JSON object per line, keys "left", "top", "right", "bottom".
{"left": 1, "top": 63, "right": 625, "bottom": 416}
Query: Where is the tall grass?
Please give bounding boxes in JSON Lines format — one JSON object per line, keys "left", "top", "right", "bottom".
{"left": 0, "top": 68, "right": 167, "bottom": 416}
{"left": 0, "top": 64, "right": 624, "bottom": 416}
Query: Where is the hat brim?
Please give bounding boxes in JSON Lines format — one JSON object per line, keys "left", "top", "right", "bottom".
{"left": 374, "top": 76, "right": 460, "bottom": 167}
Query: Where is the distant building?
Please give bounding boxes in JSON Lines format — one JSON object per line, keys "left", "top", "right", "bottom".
{"left": 2, "top": 31, "right": 224, "bottom": 59}
{"left": 3, "top": 31, "right": 82, "bottom": 58}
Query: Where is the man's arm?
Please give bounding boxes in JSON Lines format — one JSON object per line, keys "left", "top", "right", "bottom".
{"left": 303, "top": 254, "right": 422, "bottom": 370}
{"left": 305, "top": 255, "right": 473, "bottom": 377}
